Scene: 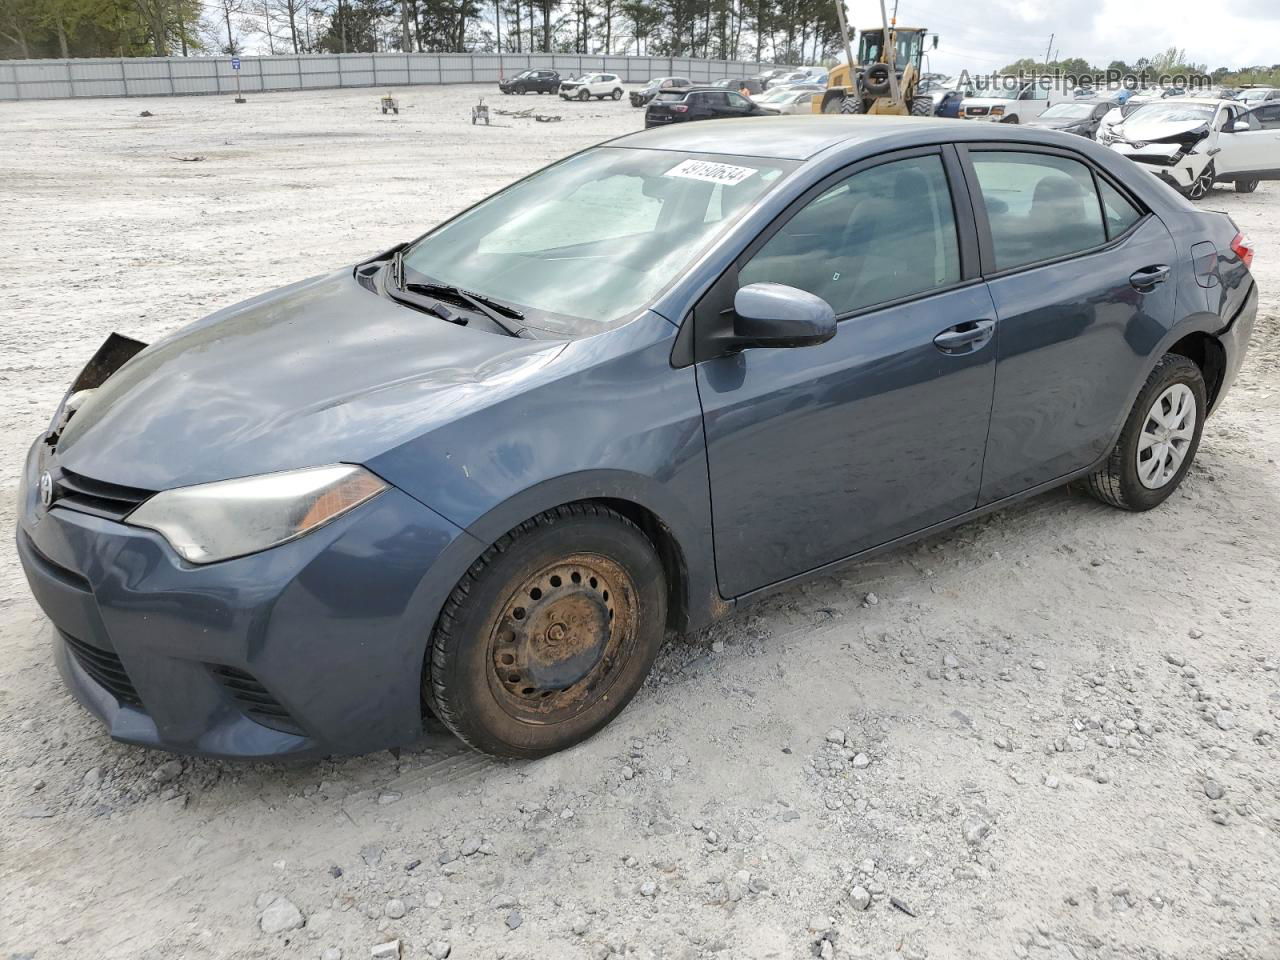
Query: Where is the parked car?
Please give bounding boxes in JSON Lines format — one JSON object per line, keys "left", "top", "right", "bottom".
{"left": 644, "top": 86, "right": 775, "bottom": 127}
{"left": 1095, "top": 94, "right": 1155, "bottom": 141}
{"left": 752, "top": 84, "right": 823, "bottom": 114}
{"left": 934, "top": 89, "right": 965, "bottom": 118}
{"left": 713, "top": 78, "right": 764, "bottom": 96}
{"left": 1234, "top": 87, "right": 1280, "bottom": 105}
{"left": 559, "top": 73, "right": 624, "bottom": 101}
{"left": 961, "top": 78, "right": 1075, "bottom": 122}
{"left": 753, "top": 68, "right": 792, "bottom": 89}
{"left": 630, "top": 76, "right": 692, "bottom": 108}
{"left": 1025, "top": 99, "right": 1117, "bottom": 137}
{"left": 1102, "top": 97, "right": 1280, "bottom": 198}
{"left": 18, "top": 117, "right": 1256, "bottom": 761}
{"left": 498, "top": 69, "right": 559, "bottom": 95}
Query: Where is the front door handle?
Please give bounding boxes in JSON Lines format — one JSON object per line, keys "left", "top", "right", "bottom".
{"left": 1130, "top": 264, "right": 1171, "bottom": 290}
{"left": 933, "top": 319, "right": 995, "bottom": 353}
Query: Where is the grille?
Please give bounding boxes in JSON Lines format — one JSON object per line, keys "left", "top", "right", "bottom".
{"left": 53, "top": 469, "right": 153, "bottom": 522}
{"left": 210, "top": 665, "right": 304, "bottom": 736}
{"left": 61, "top": 631, "right": 143, "bottom": 708}
{"left": 966, "top": 106, "right": 989, "bottom": 116}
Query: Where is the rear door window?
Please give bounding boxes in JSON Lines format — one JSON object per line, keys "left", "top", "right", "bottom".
{"left": 970, "top": 151, "right": 1107, "bottom": 270}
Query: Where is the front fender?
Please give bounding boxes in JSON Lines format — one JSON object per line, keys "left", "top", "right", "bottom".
{"left": 368, "top": 312, "right": 724, "bottom": 632}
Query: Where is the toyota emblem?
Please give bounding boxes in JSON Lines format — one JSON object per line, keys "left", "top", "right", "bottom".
{"left": 39, "top": 471, "right": 54, "bottom": 508}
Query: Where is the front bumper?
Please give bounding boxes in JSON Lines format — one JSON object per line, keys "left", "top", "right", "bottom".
{"left": 1108, "top": 142, "right": 1207, "bottom": 188}
{"left": 16, "top": 439, "right": 479, "bottom": 759}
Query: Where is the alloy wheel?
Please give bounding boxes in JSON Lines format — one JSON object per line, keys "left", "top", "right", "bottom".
{"left": 1186, "top": 166, "right": 1215, "bottom": 200}
{"left": 1137, "top": 383, "right": 1196, "bottom": 489}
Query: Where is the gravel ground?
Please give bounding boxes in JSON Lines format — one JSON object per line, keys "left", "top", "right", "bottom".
{"left": 2, "top": 86, "right": 1279, "bottom": 960}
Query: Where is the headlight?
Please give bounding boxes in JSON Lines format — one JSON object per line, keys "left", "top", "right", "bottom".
{"left": 991, "top": 106, "right": 1004, "bottom": 116}
{"left": 127, "top": 464, "right": 388, "bottom": 564}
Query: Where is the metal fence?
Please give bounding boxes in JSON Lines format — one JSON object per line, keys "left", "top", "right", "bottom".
{"left": 0, "top": 53, "right": 791, "bottom": 102}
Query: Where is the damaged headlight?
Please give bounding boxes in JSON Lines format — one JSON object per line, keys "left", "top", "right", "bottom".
{"left": 127, "top": 464, "right": 388, "bottom": 564}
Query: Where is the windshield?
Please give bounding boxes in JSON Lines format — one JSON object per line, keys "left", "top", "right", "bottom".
{"left": 1238, "top": 89, "right": 1272, "bottom": 101}
{"left": 402, "top": 148, "right": 797, "bottom": 334}
{"left": 1042, "top": 103, "right": 1093, "bottom": 119}
{"left": 857, "top": 29, "right": 922, "bottom": 66}
{"left": 1126, "top": 102, "right": 1215, "bottom": 124}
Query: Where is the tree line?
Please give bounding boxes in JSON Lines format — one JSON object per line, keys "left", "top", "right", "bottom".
{"left": 0, "top": 0, "right": 843, "bottom": 63}
{"left": 996, "top": 47, "right": 1280, "bottom": 88}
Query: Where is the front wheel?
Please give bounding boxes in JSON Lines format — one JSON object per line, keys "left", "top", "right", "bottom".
{"left": 1235, "top": 178, "right": 1259, "bottom": 194}
{"left": 1083, "top": 354, "right": 1206, "bottom": 511}
{"left": 578, "top": 88, "right": 590, "bottom": 101}
{"left": 909, "top": 95, "right": 933, "bottom": 116}
{"left": 1183, "top": 161, "right": 1216, "bottom": 201}
{"left": 426, "top": 504, "right": 667, "bottom": 758}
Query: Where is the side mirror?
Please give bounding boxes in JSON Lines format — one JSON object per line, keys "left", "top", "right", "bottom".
{"left": 731, "top": 283, "right": 837, "bottom": 349}
{"left": 1227, "top": 119, "right": 1249, "bottom": 133}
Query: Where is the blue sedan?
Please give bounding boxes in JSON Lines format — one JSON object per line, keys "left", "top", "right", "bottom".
{"left": 18, "top": 117, "right": 1257, "bottom": 759}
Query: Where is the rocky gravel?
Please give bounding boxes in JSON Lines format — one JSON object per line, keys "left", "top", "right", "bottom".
{"left": 1, "top": 86, "right": 1279, "bottom": 959}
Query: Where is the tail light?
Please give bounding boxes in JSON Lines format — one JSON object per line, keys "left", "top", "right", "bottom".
{"left": 1230, "top": 231, "right": 1254, "bottom": 269}
{"left": 670, "top": 104, "right": 688, "bottom": 113}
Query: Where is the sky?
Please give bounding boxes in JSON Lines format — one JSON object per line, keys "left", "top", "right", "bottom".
{"left": 886, "top": 0, "right": 1280, "bottom": 78}
{"left": 229, "top": 0, "right": 1279, "bottom": 73}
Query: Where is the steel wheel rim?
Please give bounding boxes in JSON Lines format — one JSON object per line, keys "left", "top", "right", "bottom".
{"left": 1137, "top": 383, "right": 1196, "bottom": 489}
{"left": 486, "top": 553, "right": 638, "bottom": 724}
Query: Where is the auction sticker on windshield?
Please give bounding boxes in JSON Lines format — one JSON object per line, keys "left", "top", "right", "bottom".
{"left": 664, "top": 159, "right": 757, "bottom": 185}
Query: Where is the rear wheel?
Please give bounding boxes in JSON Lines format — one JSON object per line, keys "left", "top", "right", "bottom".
{"left": 612, "top": 88, "right": 623, "bottom": 100}
{"left": 426, "top": 504, "right": 667, "bottom": 758}
{"left": 1235, "top": 178, "right": 1259, "bottom": 194}
{"left": 1083, "top": 354, "right": 1206, "bottom": 511}
{"left": 839, "top": 95, "right": 864, "bottom": 115}
{"left": 1000, "top": 114, "right": 1019, "bottom": 123}
{"left": 910, "top": 95, "right": 933, "bottom": 116}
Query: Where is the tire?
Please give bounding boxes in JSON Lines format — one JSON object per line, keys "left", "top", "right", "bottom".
{"left": 864, "top": 63, "right": 891, "bottom": 96}
{"left": 1182, "top": 160, "right": 1215, "bottom": 201}
{"left": 839, "top": 95, "right": 864, "bottom": 115}
{"left": 578, "top": 88, "right": 590, "bottom": 101}
{"left": 515, "top": 84, "right": 526, "bottom": 95}
{"left": 1000, "top": 114, "right": 1019, "bottom": 123}
{"left": 612, "top": 88, "right": 623, "bottom": 100}
{"left": 426, "top": 503, "right": 667, "bottom": 758}
{"left": 1083, "top": 354, "right": 1206, "bottom": 511}
{"left": 1235, "top": 178, "right": 1259, "bottom": 194}
{"left": 909, "top": 95, "right": 932, "bottom": 116}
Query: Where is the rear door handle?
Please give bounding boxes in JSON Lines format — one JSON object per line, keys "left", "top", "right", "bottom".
{"left": 933, "top": 319, "right": 995, "bottom": 353}
{"left": 1130, "top": 264, "right": 1171, "bottom": 290}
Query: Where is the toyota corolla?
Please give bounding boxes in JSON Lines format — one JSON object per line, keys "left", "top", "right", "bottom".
{"left": 17, "top": 117, "right": 1256, "bottom": 760}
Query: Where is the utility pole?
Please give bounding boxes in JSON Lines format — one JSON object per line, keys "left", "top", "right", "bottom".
{"left": 1042, "top": 32, "right": 1053, "bottom": 67}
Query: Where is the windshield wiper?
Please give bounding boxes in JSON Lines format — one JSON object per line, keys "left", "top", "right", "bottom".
{"left": 403, "top": 281, "right": 528, "bottom": 337}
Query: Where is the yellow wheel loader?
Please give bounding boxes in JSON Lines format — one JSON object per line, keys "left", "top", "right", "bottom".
{"left": 814, "top": 23, "right": 937, "bottom": 117}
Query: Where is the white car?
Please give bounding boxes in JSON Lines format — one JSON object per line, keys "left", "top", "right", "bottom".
{"left": 753, "top": 84, "right": 824, "bottom": 114}
{"left": 1101, "top": 98, "right": 1280, "bottom": 199}
{"left": 559, "top": 73, "right": 624, "bottom": 101}
{"left": 960, "top": 78, "right": 1075, "bottom": 123}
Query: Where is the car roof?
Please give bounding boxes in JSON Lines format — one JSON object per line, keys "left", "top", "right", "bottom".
{"left": 610, "top": 114, "right": 1110, "bottom": 161}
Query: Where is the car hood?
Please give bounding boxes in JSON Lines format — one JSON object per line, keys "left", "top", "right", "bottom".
{"left": 1114, "top": 116, "right": 1210, "bottom": 143}
{"left": 55, "top": 269, "right": 566, "bottom": 491}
